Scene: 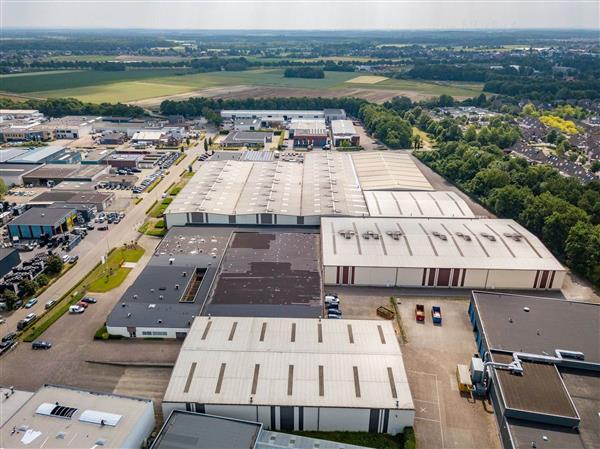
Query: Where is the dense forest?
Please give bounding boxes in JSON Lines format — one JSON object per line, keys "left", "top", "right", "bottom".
{"left": 283, "top": 67, "right": 325, "bottom": 79}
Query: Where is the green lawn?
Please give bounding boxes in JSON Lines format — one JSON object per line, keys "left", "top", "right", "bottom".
{"left": 292, "top": 431, "right": 403, "bottom": 449}
{"left": 149, "top": 197, "right": 173, "bottom": 218}
{"left": 86, "top": 245, "right": 145, "bottom": 293}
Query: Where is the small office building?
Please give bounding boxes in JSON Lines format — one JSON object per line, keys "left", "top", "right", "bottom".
{"left": 0, "top": 384, "right": 155, "bottom": 449}
{"left": 163, "top": 317, "right": 415, "bottom": 434}
{"left": 221, "top": 131, "right": 272, "bottom": 148}
{"left": 7, "top": 207, "right": 76, "bottom": 240}
{"left": 331, "top": 120, "right": 359, "bottom": 147}
{"left": 289, "top": 119, "right": 328, "bottom": 148}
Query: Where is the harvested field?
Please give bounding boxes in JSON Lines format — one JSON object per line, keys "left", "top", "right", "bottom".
{"left": 346, "top": 75, "right": 389, "bottom": 84}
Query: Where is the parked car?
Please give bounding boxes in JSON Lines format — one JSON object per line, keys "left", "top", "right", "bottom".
{"left": 327, "top": 308, "right": 342, "bottom": 317}
{"left": 69, "top": 255, "right": 79, "bottom": 263}
{"left": 76, "top": 301, "right": 89, "bottom": 309}
{"left": 324, "top": 294, "right": 339, "bottom": 305}
{"left": 2, "top": 331, "right": 17, "bottom": 343}
{"left": 68, "top": 305, "right": 85, "bottom": 314}
{"left": 86, "top": 223, "right": 95, "bottom": 230}
{"left": 98, "top": 224, "right": 109, "bottom": 231}
{"left": 432, "top": 306, "right": 442, "bottom": 325}
{"left": 415, "top": 304, "right": 425, "bottom": 322}
{"left": 32, "top": 340, "right": 52, "bottom": 350}
{"left": 17, "top": 313, "right": 37, "bottom": 330}
{"left": 25, "top": 298, "right": 38, "bottom": 308}
{"left": 0, "top": 340, "right": 16, "bottom": 355}
{"left": 81, "top": 296, "right": 97, "bottom": 304}
{"left": 45, "top": 299, "right": 57, "bottom": 310}
{"left": 327, "top": 313, "right": 342, "bottom": 319}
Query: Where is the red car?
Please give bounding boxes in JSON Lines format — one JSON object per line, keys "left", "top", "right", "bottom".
{"left": 76, "top": 301, "right": 89, "bottom": 309}
{"left": 415, "top": 304, "right": 425, "bottom": 322}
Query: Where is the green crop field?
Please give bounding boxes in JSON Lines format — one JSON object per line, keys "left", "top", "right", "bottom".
{"left": 0, "top": 68, "right": 482, "bottom": 103}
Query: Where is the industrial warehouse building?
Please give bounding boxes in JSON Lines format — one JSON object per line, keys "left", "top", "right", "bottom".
{"left": 163, "top": 317, "right": 415, "bottom": 434}
{"left": 221, "top": 131, "right": 273, "bottom": 148}
{"left": 221, "top": 110, "right": 325, "bottom": 127}
{"left": 364, "top": 191, "right": 475, "bottom": 218}
{"left": 321, "top": 217, "right": 565, "bottom": 290}
{"left": 0, "top": 384, "right": 155, "bottom": 449}
{"left": 468, "top": 291, "right": 599, "bottom": 449}
{"left": 107, "top": 227, "right": 322, "bottom": 338}
{"left": 0, "top": 163, "right": 41, "bottom": 186}
{"left": 289, "top": 119, "right": 329, "bottom": 148}
{"left": 21, "top": 164, "right": 109, "bottom": 186}
{"left": 331, "top": 120, "right": 360, "bottom": 147}
{"left": 106, "top": 227, "right": 231, "bottom": 339}
{"left": 164, "top": 152, "right": 368, "bottom": 227}
{"left": 8, "top": 207, "right": 77, "bottom": 240}
{"left": 0, "top": 248, "right": 21, "bottom": 278}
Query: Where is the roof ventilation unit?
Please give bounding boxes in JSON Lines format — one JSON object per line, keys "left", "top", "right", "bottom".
{"left": 480, "top": 232, "right": 496, "bottom": 241}
{"left": 432, "top": 231, "right": 448, "bottom": 241}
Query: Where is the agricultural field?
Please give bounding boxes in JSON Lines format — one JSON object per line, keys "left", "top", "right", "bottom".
{"left": 346, "top": 75, "right": 389, "bottom": 84}
{"left": 0, "top": 67, "right": 483, "bottom": 104}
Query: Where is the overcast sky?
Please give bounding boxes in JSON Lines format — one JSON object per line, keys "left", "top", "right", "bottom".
{"left": 1, "top": 0, "right": 598, "bottom": 30}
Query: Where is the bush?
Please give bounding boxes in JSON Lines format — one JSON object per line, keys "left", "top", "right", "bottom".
{"left": 36, "top": 274, "right": 49, "bottom": 287}
{"left": 154, "top": 219, "right": 166, "bottom": 229}
{"left": 403, "top": 428, "right": 416, "bottom": 449}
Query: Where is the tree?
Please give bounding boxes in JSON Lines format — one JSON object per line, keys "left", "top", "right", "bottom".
{"left": 36, "top": 274, "right": 49, "bottom": 287}
{"left": 204, "top": 139, "right": 209, "bottom": 152}
{"left": 46, "top": 254, "right": 64, "bottom": 275}
{"left": 3, "top": 290, "right": 18, "bottom": 310}
{"left": 565, "top": 222, "right": 600, "bottom": 286}
{"left": 411, "top": 134, "right": 422, "bottom": 150}
{"left": 486, "top": 185, "right": 533, "bottom": 219}
{"left": 467, "top": 167, "right": 511, "bottom": 197}
{"left": 464, "top": 125, "right": 477, "bottom": 143}
{"left": 542, "top": 207, "right": 589, "bottom": 257}
{"left": 19, "top": 279, "right": 38, "bottom": 297}
{"left": 591, "top": 161, "right": 600, "bottom": 173}
{"left": 0, "top": 178, "right": 7, "bottom": 199}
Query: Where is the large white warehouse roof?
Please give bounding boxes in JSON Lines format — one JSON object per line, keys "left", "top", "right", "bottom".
{"left": 364, "top": 191, "right": 475, "bottom": 218}
{"left": 321, "top": 217, "right": 564, "bottom": 272}
{"left": 350, "top": 152, "right": 433, "bottom": 191}
{"left": 164, "top": 316, "right": 413, "bottom": 411}
{"left": 166, "top": 152, "right": 368, "bottom": 218}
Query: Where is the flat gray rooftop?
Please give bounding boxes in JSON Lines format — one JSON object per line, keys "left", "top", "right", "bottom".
{"left": 206, "top": 230, "right": 322, "bottom": 318}
{"left": 473, "top": 291, "right": 600, "bottom": 364}
{"left": 151, "top": 411, "right": 261, "bottom": 449}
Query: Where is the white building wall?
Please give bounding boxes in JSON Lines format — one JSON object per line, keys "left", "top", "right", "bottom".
{"left": 257, "top": 406, "right": 271, "bottom": 427}
{"left": 206, "top": 213, "right": 229, "bottom": 224}
{"left": 205, "top": 404, "right": 257, "bottom": 422}
{"left": 323, "top": 266, "right": 337, "bottom": 284}
{"left": 552, "top": 271, "right": 566, "bottom": 290}
{"left": 485, "top": 269, "right": 535, "bottom": 289}
{"left": 388, "top": 409, "right": 416, "bottom": 434}
{"left": 106, "top": 326, "right": 187, "bottom": 339}
{"left": 303, "top": 407, "right": 319, "bottom": 430}
{"left": 276, "top": 215, "right": 298, "bottom": 225}
{"left": 161, "top": 402, "right": 179, "bottom": 418}
{"left": 354, "top": 267, "right": 396, "bottom": 286}
{"left": 165, "top": 213, "right": 187, "bottom": 228}
{"left": 463, "top": 269, "right": 488, "bottom": 288}
{"left": 395, "top": 268, "right": 424, "bottom": 287}
{"left": 317, "top": 408, "right": 370, "bottom": 432}
{"left": 236, "top": 214, "right": 258, "bottom": 225}
{"left": 120, "top": 400, "right": 155, "bottom": 449}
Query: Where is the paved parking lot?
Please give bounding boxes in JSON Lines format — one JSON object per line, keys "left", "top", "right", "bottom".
{"left": 335, "top": 287, "right": 501, "bottom": 449}
{"left": 0, "top": 236, "right": 181, "bottom": 418}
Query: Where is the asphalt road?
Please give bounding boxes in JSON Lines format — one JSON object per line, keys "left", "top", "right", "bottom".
{"left": 1, "top": 139, "right": 207, "bottom": 335}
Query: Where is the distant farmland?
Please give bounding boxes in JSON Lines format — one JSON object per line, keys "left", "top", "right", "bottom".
{"left": 0, "top": 68, "right": 483, "bottom": 104}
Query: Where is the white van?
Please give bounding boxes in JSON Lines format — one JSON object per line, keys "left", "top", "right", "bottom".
{"left": 68, "top": 305, "right": 85, "bottom": 314}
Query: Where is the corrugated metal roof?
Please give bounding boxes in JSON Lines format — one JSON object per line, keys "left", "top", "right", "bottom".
{"left": 164, "top": 317, "right": 413, "bottom": 410}
{"left": 364, "top": 191, "right": 475, "bottom": 218}
{"left": 321, "top": 217, "right": 564, "bottom": 271}
{"left": 350, "top": 152, "right": 433, "bottom": 191}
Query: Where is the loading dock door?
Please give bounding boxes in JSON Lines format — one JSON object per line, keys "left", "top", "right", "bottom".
{"left": 369, "top": 409, "right": 380, "bottom": 433}
{"left": 280, "top": 406, "right": 294, "bottom": 431}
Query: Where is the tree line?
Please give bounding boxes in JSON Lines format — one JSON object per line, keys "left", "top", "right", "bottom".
{"left": 0, "top": 97, "right": 145, "bottom": 118}
{"left": 284, "top": 67, "right": 325, "bottom": 79}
